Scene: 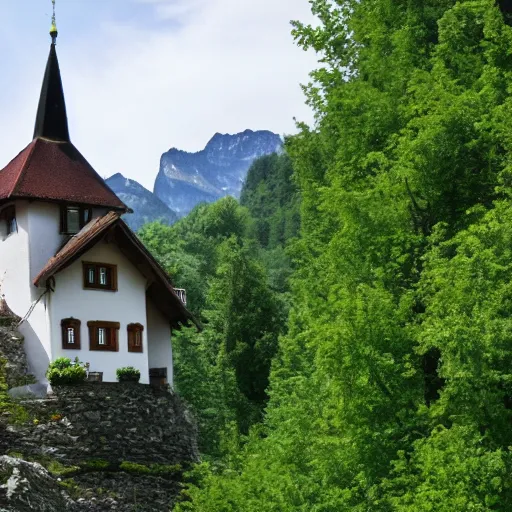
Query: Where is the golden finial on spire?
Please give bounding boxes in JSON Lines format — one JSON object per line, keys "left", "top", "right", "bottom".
{"left": 50, "top": 0, "right": 58, "bottom": 44}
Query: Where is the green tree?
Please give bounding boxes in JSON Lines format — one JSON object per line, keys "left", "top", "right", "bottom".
{"left": 140, "top": 196, "right": 287, "bottom": 455}
{"left": 176, "top": 1, "right": 512, "bottom": 510}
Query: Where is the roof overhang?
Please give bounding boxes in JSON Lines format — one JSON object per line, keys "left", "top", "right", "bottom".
{"left": 34, "top": 212, "right": 198, "bottom": 330}
{"left": 0, "top": 138, "right": 130, "bottom": 212}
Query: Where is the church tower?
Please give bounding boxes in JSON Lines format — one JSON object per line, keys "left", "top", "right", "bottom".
{"left": 0, "top": 10, "right": 193, "bottom": 385}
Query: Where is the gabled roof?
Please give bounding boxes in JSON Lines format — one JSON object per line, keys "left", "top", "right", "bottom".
{"left": 34, "top": 213, "right": 198, "bottom": 330}
{"left": 0, "top": 138, "right": 128, "bottom": 210}
{"left": 0, "top": 42, "right": 128, "bottom": 211}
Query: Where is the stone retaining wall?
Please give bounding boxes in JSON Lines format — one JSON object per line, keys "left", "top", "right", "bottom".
{"left": 7, "top": 383, "right": 199, "bottom": 466}
{"left": 0, "top": 330, "right": 199, "bottom": 510}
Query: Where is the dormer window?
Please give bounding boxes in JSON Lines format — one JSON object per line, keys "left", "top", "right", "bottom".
{"left": 60, "top": 205, "right": 92, "bottom": 235}
{"left": 61, "top": 318, "right": 81, "bottom": 350}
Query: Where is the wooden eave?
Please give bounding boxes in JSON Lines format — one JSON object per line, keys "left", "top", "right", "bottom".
{"left": 34, "top": 213, "right": 198, "bottom": 330}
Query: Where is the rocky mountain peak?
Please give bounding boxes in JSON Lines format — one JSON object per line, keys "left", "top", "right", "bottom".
{"left": 105, "top": 173, "right": 178, "bottom": 231}
{"left": 154, "top": 129, "right": 282, "bottom": 217}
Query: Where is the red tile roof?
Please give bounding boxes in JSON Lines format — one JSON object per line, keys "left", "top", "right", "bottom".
{"left": 34, "top": 212, "right": 198, "bottom": 330}
{"left": 0, "top": 138, "right": 127, "bottom": 210}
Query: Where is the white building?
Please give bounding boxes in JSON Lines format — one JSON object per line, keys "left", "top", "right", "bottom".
{"left": 0, "top": 25, "right": 194, "bottom": 386}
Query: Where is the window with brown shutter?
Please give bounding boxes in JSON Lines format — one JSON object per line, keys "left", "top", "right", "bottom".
{"left": 83, "top": 262, "right": 118, "bottom": 291}
{"left": 61, "top": 318, "right": 81, "bottom": 350}
{"left": 87, "top": 321, "right": 120, "bottom": 352}
{"left": 127, "top": 323, "right": 144, "bottom": 353}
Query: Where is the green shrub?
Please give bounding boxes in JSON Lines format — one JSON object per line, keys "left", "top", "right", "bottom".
{"left": 50, "top": 357, "right": 75, "bottom": 371}
{"left": 116, "top": 366, "right": 140, "bottom": 382}
{"left": 46, "top": 357, "right": 86, "bottom": 386}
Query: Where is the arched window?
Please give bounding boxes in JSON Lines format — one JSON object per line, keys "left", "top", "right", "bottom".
{"left": 127, "top": 323, "right": 144, "bottom": 353}
{"left": 61, "top": 318, "right": 81, "bottom": 349}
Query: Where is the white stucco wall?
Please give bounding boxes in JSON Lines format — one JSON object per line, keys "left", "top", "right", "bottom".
{"left": 23, "top": 202, "right": 66, "bottom": 380}
{"left": 0, "top": 201, "right": 51, "bottom": 381}
{"left": 0, "top": 201, "right": 175, "bottom": 384}
{"left": 147, "top": 300, "right": 174, "bottom": 387}
{"left": 0, "top": 201, "right": 32, "bottom": 316}
{"left": 49, "top": 240, "right": 150, "bottom": 383}
{"left": 27, "top": 202, "right": 64, "bottom": 287}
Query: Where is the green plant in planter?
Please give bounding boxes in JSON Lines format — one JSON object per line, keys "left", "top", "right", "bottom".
{"left": 47, "top": 357, "right": 87, "bottom": 386}
{"left": 116, "top": 366, "right": 140, "bottom": 383}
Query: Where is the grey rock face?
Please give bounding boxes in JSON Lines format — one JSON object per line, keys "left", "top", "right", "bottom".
{"left": 0, "top": 328, "right": 34, "bottom": 390}
{"left": 0, "top": 455, "right": 178, "bottom": 511}
{"left": 0, "top": 326, "right": 198, "bottom": 511}
{"left": 0, "top": 456, "right": 74, "bottom": 511}
{"left": 154, "top": 129, "right": 283, "bottom": 217}
{"left": 105, "top": 173, "right": 178, "bottom": 231}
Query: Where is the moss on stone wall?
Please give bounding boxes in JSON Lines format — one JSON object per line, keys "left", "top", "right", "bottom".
{"left": 2, "top": 383, "right": 198, "bottom": 510}
{"left": 0, "top": 357, "right": 31, "bottom": 425}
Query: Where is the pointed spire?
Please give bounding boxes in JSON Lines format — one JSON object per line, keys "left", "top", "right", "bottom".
{"left": 33, "top": 1, "right": 69, "bottom": 142}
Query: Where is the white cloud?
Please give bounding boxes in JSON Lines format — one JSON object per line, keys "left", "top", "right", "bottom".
{"left": 1, "top": 0, "right": 317, "bottom": 191}
{"left": 135, "top": 0, "right": 207, "bottom": 22}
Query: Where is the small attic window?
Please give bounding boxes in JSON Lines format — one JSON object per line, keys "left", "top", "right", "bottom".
{"left": 0, "top": 206, "right": 17, "bottom": 238}
{"left": 60, "top": 205, "right": 92, "bottom": 235}
{"left": 83, "top": 263, "right": 118, "bottom": 291}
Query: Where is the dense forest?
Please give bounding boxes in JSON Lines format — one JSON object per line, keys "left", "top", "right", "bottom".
{"left": 141, "top": 0, "right": 512, "bottom": 509}
{"left": 139, "top": 152, "right": 298, "bottom": 457}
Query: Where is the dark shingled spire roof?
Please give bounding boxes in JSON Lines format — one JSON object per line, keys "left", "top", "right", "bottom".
{"left": 33, "top": 43, "right": 69, "bottom": 142}
{"left": 0, "top": 38, "right": 129, "bottom": 212}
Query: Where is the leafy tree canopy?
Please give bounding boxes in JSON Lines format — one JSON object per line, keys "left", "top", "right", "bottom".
{"left": 174, "top": 1, "right": 512, "bottom": 510}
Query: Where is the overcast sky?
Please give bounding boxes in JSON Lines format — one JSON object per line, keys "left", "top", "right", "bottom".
{"left": 0, "top": 0, "right": 317, "bottom": 190}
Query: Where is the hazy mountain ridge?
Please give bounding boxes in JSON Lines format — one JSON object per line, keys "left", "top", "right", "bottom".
{"left": 106, "top": 173, "right": 178, "bottom": 231}
{"left": 154, "top": 129, "right": 283, "bottom": 217}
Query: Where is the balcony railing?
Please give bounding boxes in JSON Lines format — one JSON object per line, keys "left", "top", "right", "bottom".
{"left": 174, "top": 288, "right": 187, "bottom": 306}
